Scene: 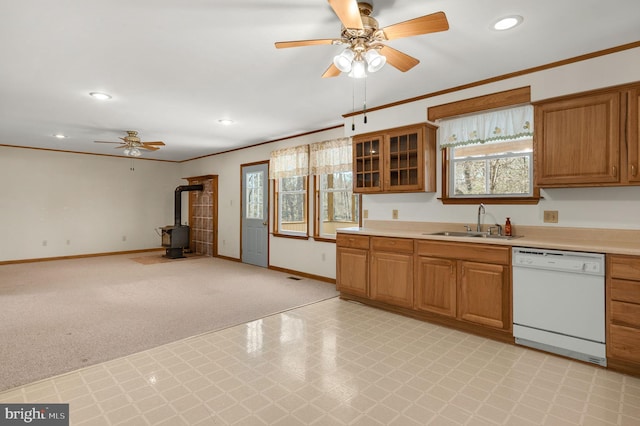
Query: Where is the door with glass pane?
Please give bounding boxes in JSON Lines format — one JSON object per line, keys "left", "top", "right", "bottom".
{"left": 241, "top": 162, "right": 269, "bottom": 267}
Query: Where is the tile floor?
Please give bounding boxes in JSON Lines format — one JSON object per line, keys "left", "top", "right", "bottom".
{"left": 1, "top": 298, "right": 639, "bottom": 425}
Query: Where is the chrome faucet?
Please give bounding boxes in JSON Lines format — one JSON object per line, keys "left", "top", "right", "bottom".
{"left": 477, "top": 203, "right": 485, "bottom": 232}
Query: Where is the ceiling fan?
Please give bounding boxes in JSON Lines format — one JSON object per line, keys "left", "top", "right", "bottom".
{"left": 94, "top": 131, "right": 165, "bottom": 157}
{"left": 275, "top": 0, "right": 449, "bottom": 78}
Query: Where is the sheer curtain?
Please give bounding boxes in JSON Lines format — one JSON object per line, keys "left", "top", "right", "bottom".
{"left": 439, "top": 105, "right": 534, "bottom": 148}
{"left": 309, "top": 137, "right": 352, "bottom": 175}
{"left": 269, "top": 144, "right": 309, "bottom": 179}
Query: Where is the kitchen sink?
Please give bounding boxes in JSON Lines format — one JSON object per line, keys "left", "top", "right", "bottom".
{"left": 426, "top": 231, "right": 522, "bottom": 240}
{"left": 427, "top": 231, "right": 482, "bottom": 237}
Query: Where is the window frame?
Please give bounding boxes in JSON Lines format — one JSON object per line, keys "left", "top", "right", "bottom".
{"left": 313, "top": 172, "right": 362, "bottom": 242}
{"left": 428, "top": 87, "right": 540, "bottom": 205}
{"left": 273, "top": 176, "right": 309, "bottom": 239}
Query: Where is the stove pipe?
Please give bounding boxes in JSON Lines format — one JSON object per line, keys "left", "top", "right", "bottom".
{"left": 174, "top": 184, "right": 203, "bottom": 226}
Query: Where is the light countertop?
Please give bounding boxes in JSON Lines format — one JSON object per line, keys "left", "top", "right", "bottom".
{"left": 337, "top": 221, "right": 640, "bottom": 256}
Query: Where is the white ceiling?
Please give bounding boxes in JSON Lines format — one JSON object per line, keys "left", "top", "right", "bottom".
{"left": 1, "top": 0, "right": 639, "bottom": 162}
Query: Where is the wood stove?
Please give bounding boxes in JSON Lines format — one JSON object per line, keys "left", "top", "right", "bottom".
{"left": 161, "top": 184, "right": 203, "bottom": 258}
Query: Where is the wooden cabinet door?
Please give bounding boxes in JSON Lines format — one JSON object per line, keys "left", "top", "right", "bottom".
{"left": 628, "top": 87, "right": 640, "bottom": 183}
{"left": 370, "top": 251, "right": 413, "bottom": 308}
{"left": 535, "top": 91, "right": 621, "bottom": 186}
{"left": 385, "top": 127, "right": 424, "bottom": 192}
{"left": 415, "top": 256, "right": 456, "bottom": 317}
{"left": 353, "top": 134, "right": 383, "bottom": 193}
{"left": 336, "top": 247, "right": 369, "bottom": 297}
{"left": 458, "top": 261, "right": 509, "bottom": 330}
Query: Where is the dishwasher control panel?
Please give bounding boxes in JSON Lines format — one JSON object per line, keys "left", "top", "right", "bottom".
{"left": 512, "top": 247, "right": 604, "bottom": 276}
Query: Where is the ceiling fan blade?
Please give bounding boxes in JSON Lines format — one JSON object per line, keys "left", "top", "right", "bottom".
{"left": 382, "top": 11, "right": 449, "bottom": 40}
{"left": 140, "top": 145, "right": 160, "bottom": 151}
{"left": 321, "top": 63, "right": 341, "bottom": 78}
{"left": 113, "top": 145, "right": 127, "bottom": 149}
{"left": 142, "top": 141, "right": 165, "bottom": 146}
{"left": 328, "top": 0, "right": 363, "bottom": 29}
{"left": 275, "top": 39, "right": 338, "bottom": 49}
{"left": 380, "top": 45, "right": 420, "bottom": 72}
{"left": 94, "top": 141, "right": 121, "bottom": 144}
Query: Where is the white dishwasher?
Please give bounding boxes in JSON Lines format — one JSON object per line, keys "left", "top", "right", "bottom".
{"left": 512, "top": 247, "right": 606, "bottom": 366}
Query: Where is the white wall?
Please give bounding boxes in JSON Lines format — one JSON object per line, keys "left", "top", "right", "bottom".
{"left": 179, "top": 127, "right": 345, "bottom": 279}
{"left": 347, "top": 47, "right": 640, "bottom": 231}
{"left": 4, "top": 47, "right": 639, "bottom": 274}
{"left": 0, "top": 146, "right": 181, "bottom": 262}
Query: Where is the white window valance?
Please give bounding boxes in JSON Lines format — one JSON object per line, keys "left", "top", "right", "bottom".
{"left": 309, "top": 137, "right": 352, "bottom": 175}
{"left": 269, "top": 144, "right": 309, "bottom": 179}
{"left": 438, "top": 105, "right": 534, "bottom": 149}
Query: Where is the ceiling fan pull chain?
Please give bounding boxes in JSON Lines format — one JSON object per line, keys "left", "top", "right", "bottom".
{"left": 363, "top": 78, "right": 367, "bottom": 124}
{"left": 352, "top": 79, "right": 356, "bottom": 131}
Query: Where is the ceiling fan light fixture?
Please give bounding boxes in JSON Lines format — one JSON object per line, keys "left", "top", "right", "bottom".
{"left": 364, "top": 49, "right": 386, "bottom": 73}
{"left": 348, "top": 60, "right": 367, "bottom": 79}
{"left": 333, "top": 48, "right": 355, "bottom": 72}
{"left": 129, "top": 147, "right": 142, "bottom": 157}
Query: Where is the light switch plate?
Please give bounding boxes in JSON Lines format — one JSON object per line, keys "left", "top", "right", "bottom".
{"left": 392, "top": 209, "right": 399, "bottom": 220}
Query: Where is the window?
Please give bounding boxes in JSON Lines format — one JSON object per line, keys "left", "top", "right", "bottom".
{"left": 270, "top": 144, "right": 310, "bottom": 238}
{"left": 309, "top": 137, "right": 359, "bottom": 239}
{"left": 275, "top": 176, "right": 308, "bottom": 236}
{"left": 450, "top": 138, "right": 533, "bottom": 197}
{"left": 316, "top": 172, "right": 359, "bottom": 238}
{"left": 439, "top": 104, "right": 537, "bottom": 202}
{"left": 245, "top": 171, "right": 264, "bottom": 220}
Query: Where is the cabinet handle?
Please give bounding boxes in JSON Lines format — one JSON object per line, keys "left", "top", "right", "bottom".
{"left": 612, "top": 166, "right": 617, "bottom": 177}
{"left": 632, "top": 164, "right": 638, "bottom": 177}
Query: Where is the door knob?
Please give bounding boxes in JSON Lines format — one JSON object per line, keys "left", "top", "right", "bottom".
{"left": 262, "top": 221, "right": 268, "bottom": 226}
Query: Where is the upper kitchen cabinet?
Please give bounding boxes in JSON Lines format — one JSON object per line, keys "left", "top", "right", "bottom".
{"left": 628, "top": 86, "right": 640, "bottom": 183}
{"left": 534, "top": 82, "right": 640, "bottom": 187}
{"left": 352, "top": 123, "right": 436, "bottom": 193}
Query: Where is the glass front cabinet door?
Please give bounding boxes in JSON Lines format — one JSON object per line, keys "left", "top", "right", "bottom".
{"left": 352, "top": 123, "right": 436, "bottom": 193}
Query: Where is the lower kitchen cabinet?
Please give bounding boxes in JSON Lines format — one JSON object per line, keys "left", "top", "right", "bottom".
{"left": 415, "top": 240, "right": 511, "bottom": 334}
{"left": 458, "top": 261, "right": 509, "bottom": 329}
{"left": 414, "top": 257, "right": 456, "bottom": 317}
{"left": 336, "top": 234, "right": 369, "bottom": 298}
{"left": 370, "top": 237, "right": 414, "bottom": 308}
{"left": 336, "top": 234, "right": 512, "bottom": 342}
{"left": 607, "top": 254, "right": 640, "bottom": 374}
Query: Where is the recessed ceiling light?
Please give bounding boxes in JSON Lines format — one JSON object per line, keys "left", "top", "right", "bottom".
{"left": 218, "top": 119, "right": 235, "bottom": 126}
{"left": 89, "top": 91, "right": 112, "bottom": 100}
{"left": 493, "top": 15, "right": 523, "bottom": 31}
{"left": 53, "top": 134, "right": 67, "bottom": 139}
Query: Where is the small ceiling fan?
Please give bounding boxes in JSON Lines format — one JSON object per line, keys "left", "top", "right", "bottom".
{"left": 94, "top": 131, "right": 165, "bottom": 157}
{"left": 275, "top": 0, "right": 449, "bottom": 78}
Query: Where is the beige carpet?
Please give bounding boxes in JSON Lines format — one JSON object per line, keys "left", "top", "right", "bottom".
{"left": 0, "top": 254, "right": 338, "bottom": 392}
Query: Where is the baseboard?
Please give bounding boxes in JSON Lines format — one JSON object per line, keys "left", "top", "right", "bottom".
{"left": 214, "top": 254, "right": 241, "bottom": 262}
{"left": 268, "top": 265, "right": 336, "bottom": 285}
{"left": 0, "top": 248, "right": 164, "bottom": 265}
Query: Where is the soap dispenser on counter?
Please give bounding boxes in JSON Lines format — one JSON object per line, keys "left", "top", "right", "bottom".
{"left": 505, "top": 217, "right": 512, "bottom": 236}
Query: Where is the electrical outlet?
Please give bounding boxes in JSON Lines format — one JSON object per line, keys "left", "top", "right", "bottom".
{"left": 392, "top": 209, "right": 399, "bottom": 220}
{"left": 42, "top": 240, "right": 47, "bottom": 247}
{"left": 544, "top": 210, "right": 559, "bottom": 223}
{"left": 122, "top": 235, "right": 127, "bottom": 242}
{"left": 363, "top": 209, "right": 368, "bottom": 219}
